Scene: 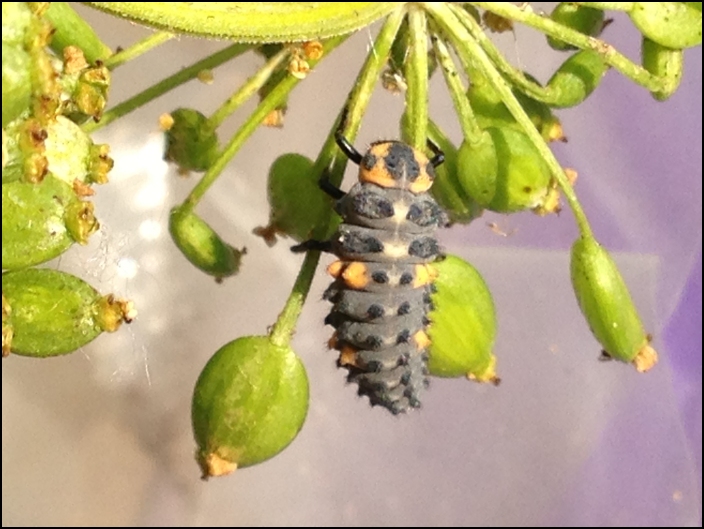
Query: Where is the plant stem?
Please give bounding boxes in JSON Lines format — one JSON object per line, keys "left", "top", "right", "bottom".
{"left": 430, "top": 32, "right": 482, "bottom": 142}
{"left": 467, "top": 2, "right": 667, "bottom": 94}
{"left": 269, "top": 8, "right": 406, "bottom": 347}
{"left": 426, "top": 3, "right": 594, "bottom": 238}
{"left": 574, "top": 2, "right": 634, "bottom": 11}
{"left": 83, "top": 43, "right": 251, "bottom": 133}
{"left": 208, "top": 48, "right": 290, "bottom": 129}
{"left": 104, "top": 31, "right": 175, "bottom": 70}
{"left": 403, "top": 5, "right": 429, "bottom": 150}
{"left": 182, "top": 36, "right": 348, "bottom": 214}
{"left": 44, "top": 2, "right": 112, "bottom": 63}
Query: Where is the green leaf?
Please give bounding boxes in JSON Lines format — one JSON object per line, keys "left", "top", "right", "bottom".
{"left": 85, "top": 2, "right": 403, "bottom": 42}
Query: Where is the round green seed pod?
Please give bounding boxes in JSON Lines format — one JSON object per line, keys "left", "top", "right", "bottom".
{"left": 547, "top": 3, "right": 606, "bottom": 51}
{"left": 169, "top": 205, "right": 245, "bottom": 279}
{"left": 2, "top": 268, "right": 134, "bottom": 357}
{"left": 428, "top": 255, "right": 498, "bottom": 383}
{"left": 2, "top": 174, "right": 99, "bottom": 269}
{"left": 546, "top": 50, "right": 609, "bottom": 108}
{"left": 570, "top": 236, "right": 658, "bottom": 372}
{"left": 459, "top": 126, "right": 552, "bottom": 213}
{"left": 426, "top": 121, "right": 483, "bottom": 224}
{"left": 163, "top": 108, "right": 219, "bottom": 172}
{"left": 254, "top": 153, "right": 329, "bottom": 245}
{"left": 467, "top": 75, "right": 564, "bottom": 142}
{"left": 630, "top": 2, "right": 702, "bottom": 49}
{"left": 192, "top": 335, "right": 309, "bottom": 478}
{"left": 2, "top": 43, "right": 33, "bottom": 128}
{"left": 44, "top": 116, "right": 95, "bottom": 184}
{"left": 641, "top": 37, "right": 684, "bottom": 101}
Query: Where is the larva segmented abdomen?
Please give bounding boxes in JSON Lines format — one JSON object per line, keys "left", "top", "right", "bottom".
{"left": 326, "top": 182, "right": 444, "bottom": 414}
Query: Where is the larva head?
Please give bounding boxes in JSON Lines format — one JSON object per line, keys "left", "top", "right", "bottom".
{"left": 358, "top": 141, "right": 435, "bottom": 194}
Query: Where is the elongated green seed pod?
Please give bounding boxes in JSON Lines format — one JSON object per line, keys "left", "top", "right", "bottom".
{"left": 254, "top": 153, "right": 330, "bottom": 245}
{"left": 570, "top": 236, "right": 658, "bottom": 372}
{"left": 428, "top": 255, "right": 499, "bottom": 383}
{"left": 641, "top": 37, "right": 683, "bottom": 101}
{"left": 546, "top": 50, "right": 609, "bottom": 108}
{"left": 2, "top": 268, "right": 134, "bottom": 357}
{"left": 169, "top": 206, "right": 245, "bottom": 280}
{"left": 163, "top": 108, "right": 219, "bottom": 172}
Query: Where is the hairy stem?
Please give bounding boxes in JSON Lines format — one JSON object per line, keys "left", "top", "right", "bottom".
{"left": 104, "top": 31, "right": 175, "bottom": 70}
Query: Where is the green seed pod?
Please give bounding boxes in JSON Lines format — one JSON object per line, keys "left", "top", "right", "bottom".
{"left": 192, "top": 335, "right": 309, "bottom": 478}
{"left": 641, "top": 37, "right": 684, "bottom": 101}
{"left": 547, "top": 3, "right": 606, "bottom": 51}
{"left": 546, "top": 50, "right": 609, "bottom": 108}
{"left": 467, "top": 73, "right": 565, "bottom": 142}
{"left": 59, "top": 56, "right": 111, "bottom": 124}
{"left": 570, "top": 236, "right": 658, "bottom": 372}
{"left": 426, "top": 121, "right": 483, "bottom": 224}
{"left": 254, "top": 153, "right": 330, "bottom": 245}
{"left": 459, "top": 126, "right": 552, "bottom": 213}
{"left": 2, "top": 2, "right": 34, "bottom": 47}
{"left": 43, "top": 2, "right": 113, "bottom": 64}
{"left": 169, "top": 205, "right": 245, "bottom": 279}
{"left": 456, "top": 130, "right": 499, "bottom": 208}
{"left": 630, "top": 2, "right": 702, "bottom": 49}
{"left": 428, "top": 255, "right": 498, "bottom": 383}
{"left": 2, "top": 117, "right": 48, "bottom": 184}
{"left": 44, "top": 116, "right": 98, "bottom": 184}
{"left": 2, "top": 43, "right": 33, "bottom": 127}
{"left": 2, "top": 268, "right": 135, "bottom": 357}
{"left": 163, "top": 108, "right": 219, "bottom": 172}
{"left": 2, "top": 174, "right": 99, "bottom": 269}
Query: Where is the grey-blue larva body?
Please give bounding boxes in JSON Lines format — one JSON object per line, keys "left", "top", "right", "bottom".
{"left": 321, "top": 140, "right": 449, "bottom": 414}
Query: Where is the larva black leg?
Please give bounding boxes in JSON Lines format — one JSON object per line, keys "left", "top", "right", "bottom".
{"left": 426, "top": 139, "right": 445, "bottom": 168}
{"left": 291, "top": 239, "right": 333, "bottom": 253}
{"left": 319, "top": 168, "right": 346, "bottom": 200}
{"left": 335, "top": 131, "right": 363, "bottom": 165}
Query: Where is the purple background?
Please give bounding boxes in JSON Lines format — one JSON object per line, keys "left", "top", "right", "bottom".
{"left": 2, "top": 3, "right": 701, "bottom": 526}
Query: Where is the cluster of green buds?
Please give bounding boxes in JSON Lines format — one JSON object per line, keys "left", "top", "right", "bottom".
{"left": 2, "top": 3, "right": 132, "bottom": 357}
{"left": 4, "top": 2, "right": 699, "bottom": 475}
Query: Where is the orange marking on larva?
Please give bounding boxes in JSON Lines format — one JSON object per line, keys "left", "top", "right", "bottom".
{"left": 338, "top": 345, "right": 360, "bottom": 367}
{"left": 412, "top": 264, "right": 436, "bottom": 288}
{"left": 327, "top": 260, "right": 344, "bottom": 278}
{"left": 328, "top": 332, "right": 339, "bottom": 350}
{"left": 341, "top": 261, "right": 370, "bottom": 289}
{"left": 413, "top": 330, "right": 431, "bottom": 350}
{"left": 360, "top": 164, "right": 396, "bottom": 188}
{"left": 408, "top": 172, "right": 433, "bottom": 193}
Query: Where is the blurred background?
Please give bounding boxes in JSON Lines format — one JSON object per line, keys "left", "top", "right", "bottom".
{"left": 2, "top": 3, "right": 701, "bottom": 526}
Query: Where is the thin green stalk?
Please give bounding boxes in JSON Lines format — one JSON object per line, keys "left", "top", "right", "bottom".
{"left": 44, "top": 2, "right": 112, "bottom": 63}
{"left": 430, "top": 32, "right": 482, "bottom": 142}
{"left": 104, "top": 31, "right": 175, "bottom": 70}
{"left": 575, "top": 2, "right": 635, "bottom": 11}
{"left": 183, "top": 36, "right": 347, "bottom": 214}
{"left": 467, "top": 2, "right": 667, "bottom": 94}
{"left": 83, "top": 43, "right": 251, "bottom": 132}
{"left": 208, "top": 47, "right": 290, "bottom": 129}
{"left": 426, "top": 3, "right": 594, "bottom": 238}
{"left": 403, "top": 5, "right": 429, "bottom": 150}
{"left": 269, "top": 8, "right": 406, "bottom": 347}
